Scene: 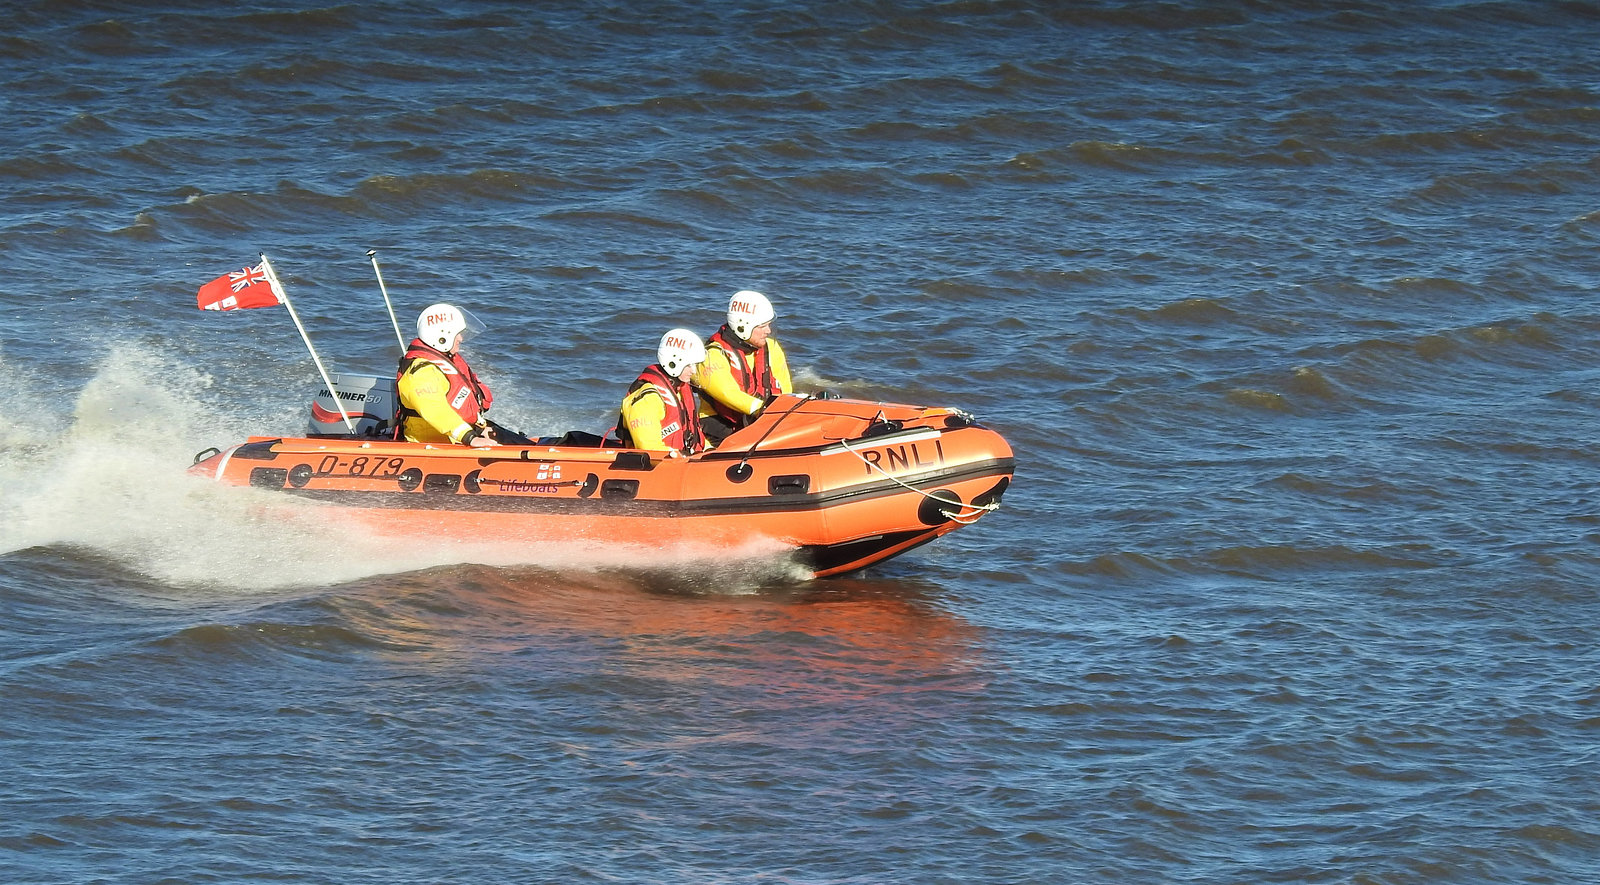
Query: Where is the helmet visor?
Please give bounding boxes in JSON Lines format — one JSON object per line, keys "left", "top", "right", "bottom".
{"left": 457, "top": 308, "right": 487, "bottom": 343}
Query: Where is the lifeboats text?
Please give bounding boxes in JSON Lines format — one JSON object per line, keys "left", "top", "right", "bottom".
{"left": 494, "top": 479, "right": 563, "bottom": 494}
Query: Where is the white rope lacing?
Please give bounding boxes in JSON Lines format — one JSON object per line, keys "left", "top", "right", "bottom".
{"left": 834, "top": 436, "right": 1000, "bottom": 525}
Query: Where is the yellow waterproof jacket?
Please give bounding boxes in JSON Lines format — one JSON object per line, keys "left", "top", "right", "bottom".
{"left": 397, "top": 360, "right": 478, "bottom": 444}
{"left": 618, "top": 367, "right": 705, "bottom": 454}
{"left": 694, "top": 336, "right": 791, "bottom": 420}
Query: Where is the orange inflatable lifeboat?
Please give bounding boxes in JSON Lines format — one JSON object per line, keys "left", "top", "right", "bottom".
{"left": 189, "top": 393, "right": 1012, "bottom": 577}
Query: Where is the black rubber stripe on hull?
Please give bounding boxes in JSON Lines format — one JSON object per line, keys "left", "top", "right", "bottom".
{"left": 253, "top": 457, "right": 1015, "bottom": 518}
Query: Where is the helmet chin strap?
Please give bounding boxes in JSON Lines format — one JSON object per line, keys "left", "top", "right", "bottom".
{"left": 726, "top": 323, "right": 759, "bottom": 350}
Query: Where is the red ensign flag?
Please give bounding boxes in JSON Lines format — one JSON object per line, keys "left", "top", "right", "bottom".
{"left": 197, "top": 263, "right": 281, "bottom": 311}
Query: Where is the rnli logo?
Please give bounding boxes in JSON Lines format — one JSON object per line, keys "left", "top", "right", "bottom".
{"left": 859, "top": 440, "right": 946, "bottom": 475}
{"left": 536, "top": 463, "right": 562, "bottom": 481}
{"left": 424, "top": 311, "right": 451, "bottom": 328}
{"left": 661, "top": 420, "right": 681, "bottom": 435}
{"left": 451, "top": 388, "right": 471, "bottom": 409}
{"left": 730, "top": 299, "right": 756, "bottom": 317}
{"left": 664, "top": 334, "right": 691, "bottom": 351}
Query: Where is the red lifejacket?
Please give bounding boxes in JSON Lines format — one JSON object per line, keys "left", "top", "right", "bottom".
{"left": 395, "top": 338, "right": 492, "bottom": 429}
{"left": 706, "top": 324, "right": 779, "bottom": 426}
{"left": 615, "top": 364, "right": 705, "bottom": 454}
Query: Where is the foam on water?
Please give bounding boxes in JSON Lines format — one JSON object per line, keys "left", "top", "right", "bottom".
{"left": 0, "top": 344, "right": 808, "bottom": 591}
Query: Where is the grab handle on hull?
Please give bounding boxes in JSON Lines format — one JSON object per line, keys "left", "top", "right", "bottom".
{"left": 612, "top": 452, "right": 655, "bottom": 471}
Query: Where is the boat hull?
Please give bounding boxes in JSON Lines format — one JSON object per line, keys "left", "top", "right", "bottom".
{"left": 189, "top": 395, "right": 1014, "bottom": 577}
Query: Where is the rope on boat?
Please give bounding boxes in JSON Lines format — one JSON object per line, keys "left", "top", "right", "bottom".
{"left": 834, "top": 437, "right": 1000, "bottom": 525}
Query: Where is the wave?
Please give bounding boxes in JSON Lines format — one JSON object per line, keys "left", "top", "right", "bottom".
{"left": 0, "top": 153, "right": 101, "bottom": 182}
{"left": 0, "top": 34, "right": 49, "bottom": 61}
{"left": 355, "top": 168, "right": 579, "bottom": 209}
{"left": 1406, "top": 160, "right": 1595, "bottom": 209}
{"left": 1203, "top": 543, "right": 1442, "bottom": 575}
{"left": 150, "top": 621, "right": 395, "bottom": 665}
{"left": 141, "top": 166, "right": 578, "bottom": 239}
{"left": 541, "top": 206, "right": 703, "bottom": 237}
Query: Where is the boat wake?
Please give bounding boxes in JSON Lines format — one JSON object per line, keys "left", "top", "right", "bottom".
{"left": 0, "top": 347, "right": 807, "bottom": 592}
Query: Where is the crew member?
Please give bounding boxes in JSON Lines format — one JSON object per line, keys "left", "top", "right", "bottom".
{"left": 395, "top": 303, "right": 496, "bottom": 447}
{"left": 615, "top": 328, "right": 708, "bottom": 456}
{"left": 694, "top": 289, "right": 792, "bottom": 443}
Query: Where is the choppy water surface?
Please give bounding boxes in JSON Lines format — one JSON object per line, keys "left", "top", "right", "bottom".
{"left": 3, "top": 1, "right": 1600, "bottom": 882}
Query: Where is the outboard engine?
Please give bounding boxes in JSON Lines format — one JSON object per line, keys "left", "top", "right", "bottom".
{"left": 308, "top": 373, "right": 396, "bottom": 437}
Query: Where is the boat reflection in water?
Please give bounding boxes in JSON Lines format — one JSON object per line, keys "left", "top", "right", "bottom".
{"left": 369, "top": 565, "right": 992, "bottom": 703}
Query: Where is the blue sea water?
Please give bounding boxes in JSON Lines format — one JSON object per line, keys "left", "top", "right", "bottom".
{"left": 3, "top": 1, "right": 1600, "bottom": 882}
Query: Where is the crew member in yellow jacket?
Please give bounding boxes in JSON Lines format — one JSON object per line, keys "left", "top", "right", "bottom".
{"left": 694, "top": 289, "right": 792, "bottom": 444}
{"left": 616, "top": 328, "right": 708, "bottom": 457}
{"left": 395, "top": 303, "right": 497, "bottom": 448}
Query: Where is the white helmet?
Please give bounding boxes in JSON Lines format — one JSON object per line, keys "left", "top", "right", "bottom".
{"left": 728, "top": 290, "right": 775, "bottom": 341}
{"left": 417, "top": 303, "right": 484, "bottom": 351}
{"left": 657, "top": 328, "right": 707, "bottom": 375}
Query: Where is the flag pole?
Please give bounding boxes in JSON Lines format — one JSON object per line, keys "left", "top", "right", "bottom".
{"left": 367, "top": 249, "right": 406, "bottom": 353}
{"left": 259, "top": 252, "right": 356, "bottom": 433}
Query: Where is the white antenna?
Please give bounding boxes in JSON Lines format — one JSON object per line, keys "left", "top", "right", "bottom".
{"left": 259, "top": 252, "right": 355, "bottom": 433}
{"left": 367, "top": 249, "right": 406, "bottom": 353}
